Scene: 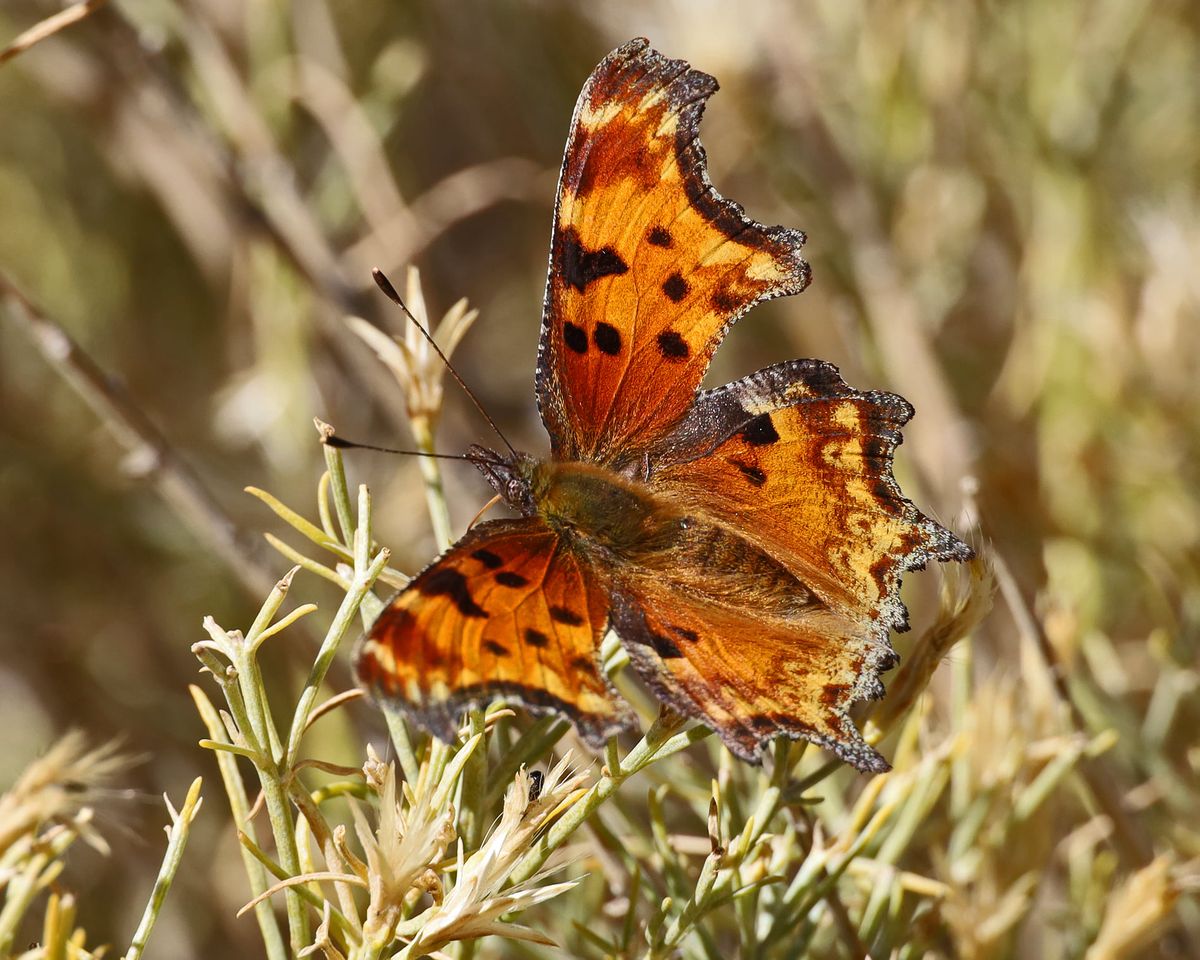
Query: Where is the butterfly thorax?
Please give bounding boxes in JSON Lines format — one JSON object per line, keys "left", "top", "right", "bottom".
{"left": 471, "top": 446, "right": 676, "bottom": 552}
{"left": 471, "top": 445, "right": 816, "bottom": 616}
{"left": 533, "top": 460, "right": 684, "bottom": 555}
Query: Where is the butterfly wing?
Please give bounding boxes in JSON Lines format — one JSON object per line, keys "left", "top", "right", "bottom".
{"left": 355, "top": 518, "right": 635, "bottom": 745}
{"left": 611, "top": 576, "right": 893, "bottom": 771}
{"left": 614, "top": 360, "right": 972, "bottom": 768}
{"left": 537, "top": 38, "right": 810, "bottom": 467}
{"left": 651, "top": 359, "right": 971, "bottom": 633}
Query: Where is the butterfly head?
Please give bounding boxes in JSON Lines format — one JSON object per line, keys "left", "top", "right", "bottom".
{"left": 468, "top": 444, "right": 540, "bottom": 515}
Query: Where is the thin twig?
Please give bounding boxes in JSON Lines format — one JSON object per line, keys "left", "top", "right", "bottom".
{"left": 343, "top": 158, "right": 549, "bottom": 277}
{"left": 0, "top": 0, "right": 108, "bottom": 66}
{"left": 0, "top": 274, "right": 281, "bottom": 600}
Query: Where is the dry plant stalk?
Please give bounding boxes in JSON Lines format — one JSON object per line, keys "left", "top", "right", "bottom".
{"left": 0, "top": 735, "right": 201, "bottom": 959}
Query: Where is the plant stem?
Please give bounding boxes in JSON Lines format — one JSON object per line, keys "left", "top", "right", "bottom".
{"left": 285, "top": 491, "right": 390, "bottom": 769}
{"left": 191, "top": 686, "right": 288, "bottom": 960}
{"left": 411, "top": 414, "right": 454, "bottom": 551}
{"left": 322, "top": 439, "right": 358, "bottom": 548}
{"left": 509, "top": 713, "right": 708, "bottom": 886}
{"left": 123, "top": 778, "right": 204, "bottom": 960}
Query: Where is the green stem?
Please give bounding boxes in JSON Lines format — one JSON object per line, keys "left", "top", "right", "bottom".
{"left": 509, "top": 713, "right": 708, "bottom": 885}
{"left": 411, "top": 415, "right": 453, "bottom": 550}
{"left": 654, "top": 850, "right": 723, "bottom": 957}
{"left": 0, "top": 851, "right": 51, "bottom": 952}
{"left": 285, "top": 499, "right": 390, "bottom": 769}
{"left": 260, "top": 762, "right": 310, "bottom": 951}
{"left": 190, "top": 686, "right": 287, "bottom": 960}
{"left": 196, "top": 637, "right": 301, "bottom": 947}
{"left": 644, "top": 741, "right": 794, "bottom": 958}
{"left": 123, "top": 779, "right": 204, "bottom": 960}
{"left": 238, "top": 572, "right": 296, "bottom": 766}
{"left": 323, "top": 440, "right": 357, "bottom": 547}
{"left": 384, "top": 706, "right": 421, "bottom": 786}
{"left": 459, "top": 710, "right": 488, "bottom": 850}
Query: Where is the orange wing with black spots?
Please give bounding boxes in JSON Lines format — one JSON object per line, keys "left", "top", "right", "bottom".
{"left": 358, "top": 42, "right": 972, "bottom": 772}
{"left": 611, "top": 575, "right": 895, "bottom": 771}
{"left": 592, "top": 359, "right": 973, "bottom": 770}
{"left": 650, "top": 360, "right": 972, "bottom": 637}
{"left": 536, "top": 38, "right": 811, "bottom": 467}
{"left": 354, "top": 519, "right": 635, "bottom": 746}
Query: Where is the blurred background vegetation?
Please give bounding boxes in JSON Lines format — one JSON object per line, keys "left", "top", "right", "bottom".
{"left": 1, "top": 0, "right": 1197, "bottom": 956}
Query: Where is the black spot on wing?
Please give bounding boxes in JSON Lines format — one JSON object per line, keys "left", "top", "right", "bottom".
{"left": 820, "top": 683, "right": 850, "bottom": 709}
{"left": 739, "top": 413, "right": 780, "bottom": 446}
{"left": 712, "top": 289, "right": 740, "bottom": 314}
{"left": 524, "top": 628, "right": 550, "bottom": 648}
{"left": 471, "top": 549, "right": 503, "bottom": 569}
{"left": 484, "top": 640, "right": 511, "bottom": 657}
{"left": 559, "top": 227, "right": 629, "bottom": 292}
{"left": 549, "top": 605, "right": 584, "bottom": 626}
{"left": 669, "top": 624, "right": 700, "bottom": 642}
{"left": 569, "top": 655, "right": 595, "bottom": 674}
{"left": 729, "top": 458, "right": 766, "bottom": 486}
{"left": 748, "top": 714, "right": 779, "bottom": 734}
{"left": 662, "top": 273, "right": 689, "bottom": 302}
{"left": 593, "top": 322, "right": 622, "bottom": 355}
{"left": 419, "top": 568, "right": 487, "bottom": 618}
{"left": 647, "top": 226, "right": 673, "bottom": 247}
{"left": 495, "top": 571, "right": 529, "bottom": 588}
{"left": 650, "top": 632, "right": 683, "bottom": 659}
{"left": 656, "top": 331, "right": 689, "bottom": 360}
{"left": 563, "top": 321, "right": 588, "bottom": 354}
{"left": 870, "top": 478, "right": 896, "bottom": 503}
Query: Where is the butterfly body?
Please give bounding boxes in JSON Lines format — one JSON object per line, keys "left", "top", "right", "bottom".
{"left": 473, "top": 445, "right": 813, "bottom": 616}
{"left": 357, "top": 40, "right": 972, "bottom": 772}
{"left": 477, "top": 450, "right": 663, "bottom": 540}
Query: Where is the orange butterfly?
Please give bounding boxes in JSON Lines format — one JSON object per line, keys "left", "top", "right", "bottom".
{"left": 355, "top": 39, "right": 970, "bottom": 772}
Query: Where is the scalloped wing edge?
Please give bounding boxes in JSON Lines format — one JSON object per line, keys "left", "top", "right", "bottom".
{"left": 535, "top": 38, "right": 812, "bottom": 446}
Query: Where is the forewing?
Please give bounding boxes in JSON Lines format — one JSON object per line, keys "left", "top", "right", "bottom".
{"left": 651, "top": 360, "right": 972, "bottom": 636}
{"left": 355, "top": 518, "right": 635, "bottom": 746}
{"left": 537, "top": 39, "right": 810, "bottom": 466}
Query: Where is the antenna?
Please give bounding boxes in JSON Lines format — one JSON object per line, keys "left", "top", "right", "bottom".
{"left": 323, "top": 435, "right": 498, "bottom": 463}
{"left": 371, "top": 268, "right": 518, "bottom": 458}
{"left": 317, "top": 420, "right": 502, "bottom": 466}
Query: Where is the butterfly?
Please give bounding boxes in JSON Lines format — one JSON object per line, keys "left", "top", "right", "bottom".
{"left": 355, "top": 38, "right": 971, "bottom": 772}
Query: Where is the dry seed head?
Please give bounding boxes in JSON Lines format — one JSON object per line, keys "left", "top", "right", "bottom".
{"left": 398, "top": 754, "right": 590, "bottom": 956}
{"left": 1086, "top": 855, "right": 1185, "bottom": 960}
{"left": 0, "top": 732, "right": 130, "bottom": 859}
{"left": 351, "top": 753, "right": 457, "bottom": 939}
{"left": 362, "top": 743, "right": 389, "bottom": 792}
